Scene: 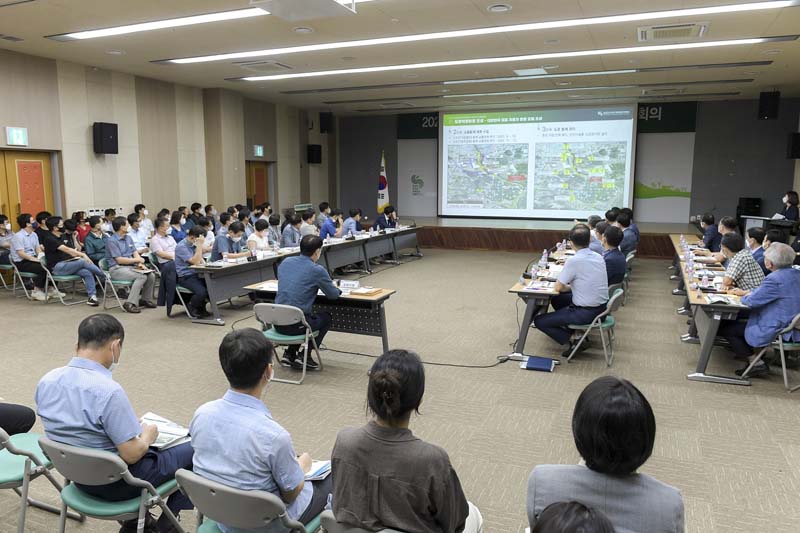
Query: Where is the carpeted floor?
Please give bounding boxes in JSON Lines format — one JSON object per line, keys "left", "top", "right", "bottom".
{"left": 1, "top": 248, "right": 799, "bottom": 532}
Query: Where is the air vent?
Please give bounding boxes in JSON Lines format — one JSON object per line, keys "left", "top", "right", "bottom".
{"left": 641, "top": 88, "right": 686, "bottom": 96}
{"left": 233, "top": 60, "right": 293, "bottom": 74}
{"left": 0, "top": 34, "right": 24, "bottom": 42}
{"left": 638, "top": 22, "right": 708, "bottom": 42}
{"left": 379, "top": 102, "right": 415, "bottom": 109}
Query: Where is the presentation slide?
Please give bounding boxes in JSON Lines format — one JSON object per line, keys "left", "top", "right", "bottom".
{"left": 438, "top": 107, "right": 636, "bottom": 219}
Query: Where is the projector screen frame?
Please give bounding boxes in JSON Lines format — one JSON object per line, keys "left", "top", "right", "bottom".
{"left": 436, "top": 105, "right": 639, "bottom": 221}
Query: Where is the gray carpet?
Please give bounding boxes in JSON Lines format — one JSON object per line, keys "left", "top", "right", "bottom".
{"left": 1, "top": 249, "right": 798, "bottom": 532}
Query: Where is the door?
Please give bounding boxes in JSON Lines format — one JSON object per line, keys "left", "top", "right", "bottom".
{"left": 1, "top": 151, "right": 54, "bottom": 230}
{"left": 246, "top": 161, "right": 269, "bottom": 209}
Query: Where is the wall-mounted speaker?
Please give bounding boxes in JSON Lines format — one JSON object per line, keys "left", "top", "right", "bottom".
{"left": 92, "top": 122, "right": 118, "bottom": 154}
{"left": 320, "top": 112, "right": 333, "bottom": 134}
{"left": 307, "top": 144, "right": 322, "bottom": 164}
{"left": 758, "top": 91, "right": 780, "bottom": 120}
{"left": 789, "top": 132, "right": 800, "bottom": 159}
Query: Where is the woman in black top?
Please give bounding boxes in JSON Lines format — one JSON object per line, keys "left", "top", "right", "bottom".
{"left": 780, "top": 191, "right": 799, "bottom": 221}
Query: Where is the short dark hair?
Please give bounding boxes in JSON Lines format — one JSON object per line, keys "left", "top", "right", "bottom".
{"left": 603, "top": 225, "right": 623, "bottom": 247}
{"left": 300, "top": 235, "right": 323, "bottom": 256}
{"left": 77, "top": 314, "right": 125, "bottom": 350}
{"left": 219, "top": 212, "right": 232, "bottom": 225}
{"left": 89, "top": 215, "right": 102, "bottom": 228}
{"left": 289, "top": 214, "right": 302, "bottom": 226}
{"left": 226, "top": 206, "right": 237, "bottom": 215}
{"left": 569, "top": 224, "right": 591, "bottom": 248}
{"left": 127, "top": 213, "right": 140, "bottom": 226}
{"left": 719, "top": 216, "right": 737, "bottom": 231}
{"left": 255, "top": 219, "right": 269, "bottom": 232}
{"left": 786, "top": 191, "right": 799, "bottom": 206}
{"left": 178, "top": 206, "right": 187, "bottom": 213}
{"left": 17, "top": 213, "right": 32, "bottom": 228}
{"left": 36, "top": 211, "right": 52, "bottom": 224}
{"left": 134, "top": 204, "right": 145, "bottom": 214}
{"left": 238, "top": 209, "right": 251, "bottom": 222}
{"left": 573, "top": 376, "right": 656, "bottom": 476}
{"left": 349, "top": 208, "right": 362, "bottom": 218}
{"left": 218, "top": 329, "right": 273, "bottom": 390}
{"left": 197, "top": 216, "right": 211, "bottom": 229}
{"left": 319, "top": 201, "right": 330, "bottom": 212}
{"left": 63, "top": 219, "right": 78, "bottom": 232}
{"left": 765, "top": 228, "right": 785, "bottom": 244}
{"left": 619, "top": 207, "right": 633, "bottom": 219}
{"left": 45, "top": 216, "right": 62, "bottom": 231}
{"left": 157, "top": 208, "right": 170, "bottom": 219}
{"left": 701, "top": 213, "right": 715, "bottom": 226}
{"left": 268, "top": 214, "right": 280, "bottom": 226}
{"left": 747, "top": 227, "right": 766, "bottom": 244}
{"left": 721, "top": 232, "right": 745, "bottom": 253}
{"left": 604, "top": 209, "right": 618, "bottom": 223}
{"left": 170, "top": 211, "right": 183, "bottom": 225}
{"left": 204, "top": 204, "right": 214, "bottom": 214}
{"left": 367, "top": 350, "right": 425, "bottom": 423}
{"left": 331, "top": 208, "right": 343, "bottom": 217}
{"left": 188, "top": 225, "right": 205, "bottom": 238}
{"left": 383, "top": 205, "right": 395, "bottom": 216}
{"left": 191, "top": 203, "right": 202, "bottom": 212}
{"left": 302, "top": 209, "right": 316, "bottom": 223}
{"left": 112, "top": 216, "right": 128, "bottom": 232}
{"left": 155, "top": 217, "right": 170, "bottom": 230}
{"left": 595, "top": 221, "right": 608, "bottom": 236}
{"left": 587, "top": 215, "right": 601, "bottom": 229}
{"left": 616, "top": 211, "right": 631, "bottom": 228}
{"left": 228, "top": 221, "right": 245, "bottom": 235}
{"left": 104, "top": 208, "right": 116, "bottom": 218}
{"left": 532, "top": 502, "right": 615, "bottom": 533}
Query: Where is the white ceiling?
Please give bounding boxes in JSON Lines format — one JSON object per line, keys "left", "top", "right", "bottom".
{"left": 1, "top": 0, "right": 799, "bottom": 114}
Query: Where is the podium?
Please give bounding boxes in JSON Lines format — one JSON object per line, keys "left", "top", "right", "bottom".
{"left": 740, "top": 216, "right": 771, "bottom": 232}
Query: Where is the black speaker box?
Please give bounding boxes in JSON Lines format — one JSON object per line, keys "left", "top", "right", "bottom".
{"left": 789, "top": 133, "right": 800, "bottom": 159}
{"left": 320, "top": 112, "right": 333, "bottom": 134}
{"left": 758, "top": 91, "right": 780, "bottom": 120}
{"left": 307, "top": 144, "right": 322, "bottom": 164}
{"left": 93, "top": 122, "right": 118, "bottom": 154}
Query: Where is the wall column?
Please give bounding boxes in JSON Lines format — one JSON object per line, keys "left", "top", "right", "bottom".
{"left": 203, "top": 88, "right": 245, "bottom": 208}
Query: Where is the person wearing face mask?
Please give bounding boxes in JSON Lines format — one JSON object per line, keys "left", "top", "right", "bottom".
{"left": 189, "top": 203, "right": 203, "bottom": 227}
{"left": 150, "top": 217, "right": 178, "bottom": 265}
{"left": 72, "top": 211, "right": 91, "bottom": 243}
{"left": 169, "top": 211, "right": 187, "bottom": 243}
{"left": 127, "top": 213, "right": 150, "bottom": 255}
{"left": 101, "top": 208, "right": 116, "bottom": 234}
{"left": 43, "top": 216, "right": 105, "bottom": 306}
{"left": 778, "top": 191, "right": 799, "bottom": 221}
{"left": 190, "top": 329, "right": 328, "bottom": 532}
{"left": 300, "top": 209, "right": 319, "bottom": 237}
{"left": 746, "top": 227, "right": 770, "bottom": 276}
{"left": 210, "top": 221, "right": 250, "bottom": 262}
{"left": 204, "top": 204, "right": 220, "bottom": 232}
{"left": 35, "top": 314, "right": 194, "bottom": 533}
{"left": 247, "top": 219, "right": 272, "bottom": 252}
{"left": 11, "top": 213, "right": 47, "bottom": 301}
{"left": 83, "top": 216, "right": 109, "bottom": 265}
{"left": 316, "top": 202, "right": 331, "bottom": 229}
{"left": 174, "top": 226, "right": 211, "bottom": 318}
{"left": 0, "top": 214, "right": 13, "bottom": 265}
{"left": 250, "top": 204, "right": 264, "bottom": 225}
{"left": 320, "top": 209, "right": 344, "bottom": 240}
{"left": 238, "top": 209, "right": 255, "bottom": 238}
{"left": 34, "top": 210, "right": 52, "bottom": 244}
{"left": 106, "top": 216, "right": 156, "bottom": 314}
{"left": 134, "top": 204, "right": 154, "bottom": 238}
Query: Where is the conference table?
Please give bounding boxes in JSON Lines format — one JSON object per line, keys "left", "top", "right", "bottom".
{"left": 669, "top": 234, "right": 751, "bottom": 386}
{"left": 246, "top": 280, "right": 396, "bottom": 353}
{"left": 190, "top": 226, "right": 420, "bottom": 325}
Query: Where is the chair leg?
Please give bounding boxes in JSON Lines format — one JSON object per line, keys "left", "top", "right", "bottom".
{"left": 137, "top": 489, "right": 148, "bottom": 533}
{"left": 39, "top": 469, "right": 84, "bottom": 521}
{"left": 17, "top": 459, "right": 31, "bottom": 533}
{"left": 155, "top": 501, "right": 185, "bottom": 533}
{"left": 57, "top": 482, "right": 69, "bottom": 533}
{"left": 739, "top": 346, "right": 771, "bottom": 378}
{"left": 309, "top": 332, "right": 323, "bottom": 371}
{"left": 272, "top": 342, "right": 307, "bottom": 386}
{"left": 566, "top": 327, "right": 593, "bottom": 362}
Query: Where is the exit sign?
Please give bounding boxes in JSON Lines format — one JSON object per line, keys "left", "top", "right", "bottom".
{"left": 5, "top": 126, "right": 28, "bottom": 146}
{"left": 253, "top": 144, "right": 264, "bottom": 157}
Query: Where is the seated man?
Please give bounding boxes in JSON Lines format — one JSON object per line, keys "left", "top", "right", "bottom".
{"left": 174, "top": 226, "right": 210, "bottom": 318}
{"left": 719, "top": 243, "right": 800, "bottom": 377}
{"left": 11, "top": 213, "right": 47, "bottom": 301}
{"left": 150, "top": 217, "right": 178, "bottom": 265}
{"left": 238, "top": 209, "right": 255, "bottom": 238}
{"left": 698, "top": 213, "right": 722, "bottom": 253}
{"left": 127, "top": 213, "right": 150, "bottom": 255}
{"left": 276, "top": 235, "right": 341, "bottom": 370}
{"left": 619, "top": 207, "right": 639, "bottom": 240}
{"left": 101, "top": 208, "right": 116, "bottom": 234}
{"left": 0, "top": 214, "right": 14, "bottom": 265}
{"left": 373, "top": 205, "right": 398, "bottom": 230}
{"left": 534, "top": 224, "right": 608, "bottom": 357}
{"left": 210, "top": 221, "right": 250, "bottom": 261}
{"left": 106, "top": 216, "right": 156, "bottom": 314}
{"left": 197, "top": 216, "right": 215, "bottom": 258}
{"left": 134, "top": 204, "right": 154, "bottom": 239}
{"left": 300, "top": 209, "right": 319, "bottom": 237}
{"left": 746, "top": 227, "right": 769, "bottom": 275}
{"left": 190, "top": 329, "right": 329, "bottom": 531}
{"left": 281, "top": 214, "right": 303, "bottom": 248}
{"left": 533, "top": 225, "right": 609, "bottom": 357}
{"left": 674, "top": 214, "right": 737, "bottom": 299}
{"left": 342, "top": 208, "right": 362, "bottom": 237}
{"left": 83, "top": 216, "right": 108, "bottom": 265}
{"left": 604, "top": 209, "right": 618, "bottom": 225}
{"left": 34, "top": 210, "right": 52, "bottom": 245}
{"left": 616, "top": 212, "right": 638, "bottom": 256}
{"left": 587, "top": 215, "right": 604, "bottom": 255}
{"left": 320, "top": 209, "right": 343, "bottom": 240}
{"left": 43, "top": 216, "right": 105, "bottom": 306}
{"left": 316, "top": 202, "right": 331, "bottom": 228}
{"left": 217, "top": 212, "right": 232, "bottom": 239}
{"left": 601, "top": 225, "right": 627, "bottom": 285}
{"left": 0, "top": 400, "right": 35, "bottom": 436}
{"left": 720, "top": 233, "right": 765, "bottom": 292}
{"left": 35, "top": 314, "right": 193, "bottom": 532}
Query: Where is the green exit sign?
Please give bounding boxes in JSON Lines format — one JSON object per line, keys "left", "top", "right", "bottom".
{"left": 5, "top": 126, "right": 28, "bottom": 146}
{"left": 253, "top": 144, "right": 264, "bottom": 157}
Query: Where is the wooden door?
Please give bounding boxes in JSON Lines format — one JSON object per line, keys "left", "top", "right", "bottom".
{"left": 246, "top": 161, "right": 269, "bottom": 208}
{"left": 1, "top": 151, "right": 54, "bottom": 230}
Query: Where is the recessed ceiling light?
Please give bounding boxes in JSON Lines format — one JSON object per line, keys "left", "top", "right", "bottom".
{"left": 555, "top": 81, "right": 572, "bottom": 86}
{"left": 544, "top": 38, "right": 560, "bottom": 44}
{"left": 236, "top": 36, "right": 794, "bottom": 81}
{"left": 445, "top": 85, "right": 634, "bottom": 98}
{"left": 513, "top": 67, "right": 548, "bottom": 76}
{"left": 293, "top": 26, "right": 314, "bottom": 34}
{"left": 158, "top": 1, "right": 798, "bottom": 64}
{"left": 567, "top": 94, "right": 584, "bottom": 98}
{"left": 390, "top": 18, "right": 400, "bottom": 23}
{"left": 105, "top": 49, "right": 126, "bottom": 56}
{"left": 487, "top": 3, "right": 512, "bottom": 13}
{"left": 341, "top": 56, "right": 357, "bottom": 61}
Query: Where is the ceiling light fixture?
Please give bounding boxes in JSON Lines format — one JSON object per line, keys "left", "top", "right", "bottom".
{"left": 105, "top": 49, "right": 126, "bottom": 56}
{"left": 487, "top": 3, "right": 512, "bottom": 13}
{"left": 158, "top": 1, "right": 799, "bottom": 64}
{"left": 293, "top": 26, "right": 314, "bottom": 34}
{"left": 235, "top": 36, "right": 795, "bottom": 81}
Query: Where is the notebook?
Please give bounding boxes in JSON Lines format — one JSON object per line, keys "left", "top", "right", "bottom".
{"left": 305, "top": 460, "right": 331, "bottom": 481}
{"left": 141, "top": 412, "right": 190, "bottom": 450}
{"left": 519, "top": 356, "right": 556, "bottom": 372}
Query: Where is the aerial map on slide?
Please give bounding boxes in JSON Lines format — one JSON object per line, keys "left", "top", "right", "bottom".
{"left": 533, "top": 141, "right": 627, "bottom": 210}
{"left": 446, "top": 143, "right": 529, "bottom": 209}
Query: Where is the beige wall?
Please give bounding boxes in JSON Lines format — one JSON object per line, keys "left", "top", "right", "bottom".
{"left": 0, "top": 49, "right": 61, "bottom": 151}
{"left": 203, "top": 89, "right": 245, "bottom": 209}
{"left": 243, "top": 98, "right": 277, "bottom": 162}
{"left": 275, "top": 104, "right": 302, "bottom": 210}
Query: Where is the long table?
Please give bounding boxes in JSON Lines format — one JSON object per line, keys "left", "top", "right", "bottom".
{"left": 669, "top": 234, "right": 751, "bottom": 386}
{"left": 246, "top": 281, "right": 396, "bottom": 353}
{"left": 508, "top": 279, "right": 560, "bottom": 355}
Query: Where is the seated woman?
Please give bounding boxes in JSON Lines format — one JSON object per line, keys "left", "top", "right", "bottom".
{"left": 527, "top": 376, "right": 684, "bottom": 533}
{"left": 331, "top": 350, "right": 483, "bottom": 533}
{"left": 72, "top": 211, "right": 91, "bottom": 243}
{"left": 169, "top": 210, "right": 186, "bottom": 243}
{"left": 532, "top": 502, "right": 614, "bottom": 533}
{"left": 247, "top": 219, "right": 272, "bottom": 252}
{"left": 719, "top": 242, "right": 800, "bottom": 377}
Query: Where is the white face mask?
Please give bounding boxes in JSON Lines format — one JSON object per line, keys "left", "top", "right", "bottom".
{"left": 180, "top": 217, "right": 186, "bottom": 225}
{"left": 108, "top": 342, "right": 121, "bottom": 373}
{"left": 143, "top": 209, "right": 149, "bottom": 216}
{"left": 166, "top": 227, "right": 173, "bottom": 235}
{"left": 231, "top": 236, "right": 242, "bottom": 243}
{"left": 3, "top": 223, "right": 10, "bottom": 231}
{"left": 783, "top": 196, "right": 789, "bottom": 204}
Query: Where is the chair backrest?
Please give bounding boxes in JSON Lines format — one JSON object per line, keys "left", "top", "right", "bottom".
{"left": 608, "top": 282, "right": 623, "bottom": 298}
{"left": 320, "top": 510, "right": 405, "bottom": 533}
{"left": 254, "top": 303, "right": 308, "bottom": 328}
{"left": 175, "top": 469, "right": 304, "bottom": 532}
{"left": 148, "top": 252, "right": 163, "bottom": 272}
{"left": 38, "top": 437, "right": 128, "bottom": 486}
{"left": 98, "top": 258, "right": 110, "bottom": 272}
{"left": 607, "top": 288, "right": 624, "bottom": 315}
{"left": 780, "top": 312, "right": 800, "bottom": 335}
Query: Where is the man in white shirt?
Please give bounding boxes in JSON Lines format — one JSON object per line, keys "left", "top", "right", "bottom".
{"left": 300, "top": 209, "right": 319, "bottom": 237}
{"left": 126, "top": 214, "right": 150, "bottom": 255}
{"left": 149, "top": 218, "right": 177, "bottom": 264}
{"left": 134, "top": 204, "right": 154, "bottom": 238}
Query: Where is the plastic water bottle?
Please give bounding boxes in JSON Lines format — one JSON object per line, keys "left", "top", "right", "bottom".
{"left": 701, "top": 274, "right": 709, "bottom": 287}
{"left": 348, "top": 230, "right": 353, "bottom": 239}
{"left": 562, "top": 239, "right": 567, "bottom": 250}
{"left": 539, "top": 249, "right": 548, "bottom": 268}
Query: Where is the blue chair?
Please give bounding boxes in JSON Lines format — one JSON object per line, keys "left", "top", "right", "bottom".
{"left": 740, "top": 312, "right": 800, "bottom": 392}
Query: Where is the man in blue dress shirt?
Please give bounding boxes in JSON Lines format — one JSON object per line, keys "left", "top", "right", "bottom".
{"left": 320, "top": 209, "right": 343, "bottom": 240}
{"left": 588, "top": 218, "right": 605, "bottom": 255}
{"left": 175, "top": 226, "right": 210, "bottom": 317}
{"left": 276, "top": 235, "right": 341, "bottom": 370}
{"left": 534, "top": 225, "right": 609, "bottom": 357}
{"left": 35, "top": 314, "right": 193, "bottom": 532}
{"left": 342, "top": 208, "right": 362, "bottom": 237}
{"left": 106, "top": 216, "right": 156, "bottom": 313}
{"left": 616, "top": 211, "right": 638, "bottom": 256}
{"left": 601, "top": 225, "right": 627, "bottom": 285}
{"left": 619, "top": 207, "right": 639, "bottom": 240}
{"left": 746, "top": 227, "right": 769, "bottom": 276}
{"left": 210, "top": 221, "right": 250, "bottom": 261}
{"left": 190, "top": 329, "right": 330, "bottom": 532}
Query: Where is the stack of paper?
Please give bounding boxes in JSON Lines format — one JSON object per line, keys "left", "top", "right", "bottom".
{"left": 141, "top": 412, "right": 190, "bottom": 450}
{"left": 305, "top": 460, "right": 331, "bottom": 481}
